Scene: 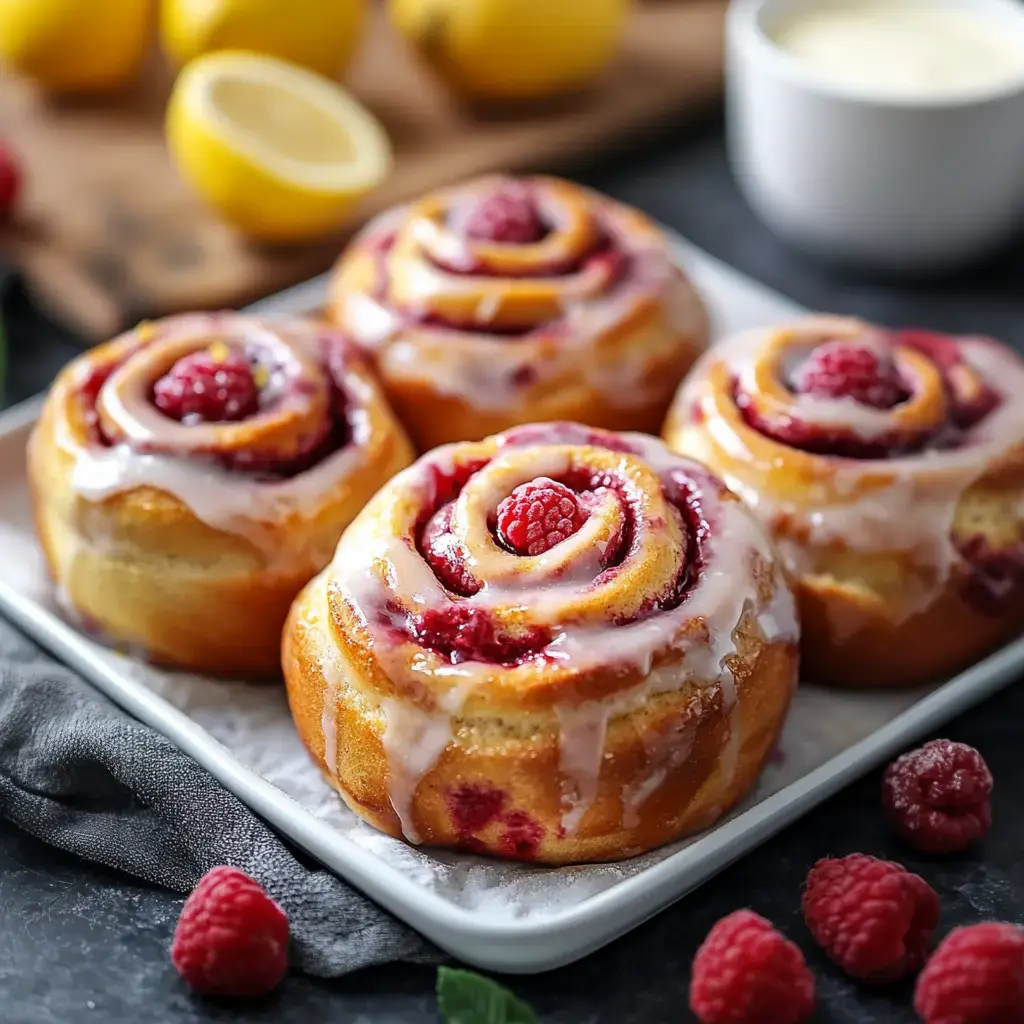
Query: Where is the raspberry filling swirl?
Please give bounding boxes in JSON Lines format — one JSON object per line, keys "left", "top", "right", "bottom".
{"left": 673, "top": 316, "right": 1024, "bottom": 618}
{"left": 61, "top": 313, "right": 376, "bottom": 549}
{"left": 731, "top": 322, "right": 1000, "bottom": 459}
{"left": 325, "top": 422, "right": 797, "bottom": 841}
{"left": 330, "top": 175, "right": 702, "bottom": 409}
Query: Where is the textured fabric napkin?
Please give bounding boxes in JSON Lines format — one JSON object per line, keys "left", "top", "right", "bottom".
{"left": 0, "top": 614, "right": 442, "bottom": 976}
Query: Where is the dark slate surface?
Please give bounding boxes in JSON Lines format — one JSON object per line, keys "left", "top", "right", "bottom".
{"left": 1, "top": 112, "right": 1023, "bottom": 1023}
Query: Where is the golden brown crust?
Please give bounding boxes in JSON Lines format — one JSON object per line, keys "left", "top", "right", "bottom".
{"left": 664, "top": 316, "right": 1024, "bottom": 688}
{"left": 281, "top": 423, "right": 800, "bottom": 863}
{"left": 795, "top": 576, "right": 1024, "bottom": 688}
{"left": 326, "top": 175, "right": 709, "bottom": 451}
{"left": 283, "top": 575, "right": 797, "bottom": 862}
{"left": 28, "top": 313, "right": 414, "bottom": 676}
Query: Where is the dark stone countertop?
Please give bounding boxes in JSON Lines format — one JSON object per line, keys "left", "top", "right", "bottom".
{"left": 2, "top": 113, "right": 1023, "bottom": 1024}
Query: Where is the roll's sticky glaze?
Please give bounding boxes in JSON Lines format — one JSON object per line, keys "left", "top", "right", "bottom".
{"left": 283, "top": 422, "right": 798, "bottom": 863}
{"left": 665, "top": 316, "right": 1024, "bottom": 687}
{"left": 327, "top": 175, "right": 709, "bottom": 450}
{"left": 29, "top": 313, "right": 413, "bottom": 674}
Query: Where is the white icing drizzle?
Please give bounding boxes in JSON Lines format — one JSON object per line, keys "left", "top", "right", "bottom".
{"left": 71, "top": 431, "right": 364, "bottom": 553}
{"left": 304, "top": 581, "right": 344, "bottom": 781}
{"left": 682, "top": 323, "right": 1024, "bottom": 625}
{"left": 787, "top": 394, "right": 901, "bottom": 439}
{"left": 378, "top": 681, "right": 471, "bottom": 843}
{"left": 621, "top": 720, "right": 697, "bottom": 830}
{"left": 62, "top": 316, "right": 377, "bottom": 556}
{"left": 715, "top": 683, "right": 743, "bottom": 800}
{"left": 320, "top": 651, "right": 343, "bottom": 779}
{"left": 379, "top": 698, "right": 455, "bottom": 844}
{"left": 733, "top": 322, "right": 905, "bottom": 443}
{"left": 342, "top": 292, "right": 400, "bottom": 350}
{"left": 556, "top": 703, "right": 611, "bottom": 835}
{"left": 337, "top": 187, "right": 702, "bottom": 413}
{"left": 326, "top": 427, "right": 798, "bottom": 842}
{"left": 475, "top": 293, "right": 502, "bottom": 325}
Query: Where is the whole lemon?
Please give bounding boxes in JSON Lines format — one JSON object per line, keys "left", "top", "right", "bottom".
{"left": 0, "top": 0, "right": 153, "bottom": 93}
{"left": 161, "top": 0, "right": 366, "bottom": 79}
{"left": 390, "top": 0, "right": 630, "bottom": 101}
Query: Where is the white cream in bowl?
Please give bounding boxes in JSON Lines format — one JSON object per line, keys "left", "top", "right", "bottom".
{"left": 773, "top": 4, "right": 1024, "bottom": 100}
{"left": 727, "top": 0, "right": 1024, "bottom": 272}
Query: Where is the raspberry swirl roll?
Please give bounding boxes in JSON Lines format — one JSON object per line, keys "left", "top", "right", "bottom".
{"left": 665, "top": 315, "right": 1024, "bottom": 688}
{"left": 28, "top": 313, "right": 414, "bottom": 675}
{"left": 283, "top": 422, "right": 798, "bottom": 863}
{"left": 327, "top": 175, "right": 709, "bottom": 451}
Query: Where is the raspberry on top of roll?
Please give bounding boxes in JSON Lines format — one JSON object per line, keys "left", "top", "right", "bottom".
{"left": 28, "top": 313, "right": 413, "bottom": 675}
{"left": 664, "top": 315, "right": 1024, "bottom": 688}
{"left": 282, "top": 422, "right": 798, "bottom": 863}
{"left": 327, "top": 174, "right": 709, "bottom": 450}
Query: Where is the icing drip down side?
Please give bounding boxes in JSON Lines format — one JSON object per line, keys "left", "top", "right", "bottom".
{"left": 334, "top": 177, "right": 704, "bottom": 413}
{"left": 675, "top": 318, "right": 1024, "bottom": 624}
{"left": 60, "top": 314, "right": 377, "bottom": 555}
{"left": 321, "top": 422, "right": 799, "bottom": 846}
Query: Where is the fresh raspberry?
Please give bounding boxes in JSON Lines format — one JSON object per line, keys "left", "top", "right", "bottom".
{"left": 883, "top": 739, "right": 993, "bottom": 854}
{"left": 794, "top": 340, "right": 910, "bottom": 409}
{"left": 914, "top": 923, "right": 1024, "bottom": 1024}
{"left": 464, "top": 184, "right": 546, "bottom": 244}
{"left": 420, "top": 503, "right": 481, "bottom": 596}
{"left": 689, "top": 910, "right": 814, "bottom": 1024}
{"left": 153, "top": 347, "right": 260, "bottom": 423}
{"left": 0, "top": 142, "right": 20, "bottom": 221}
{"left": 411, "top": 604, "right": 549, "bottom": 665}
{"left": 496, "top": 477, "right": 588, "bottom": 556}
{"left": 171, "top": 866, "right": 289, "bottom": 997}
{"left": 802, "top": 853, "right": 939, "bottom": 982}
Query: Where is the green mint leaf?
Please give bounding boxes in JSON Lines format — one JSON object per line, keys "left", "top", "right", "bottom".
{"left": 436, "top": 967, "right": 538, "bottom": 1024}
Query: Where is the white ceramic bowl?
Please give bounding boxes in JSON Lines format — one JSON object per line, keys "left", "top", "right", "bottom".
{"left": 727, "top": 0, "right": 1024, "bottom": 272}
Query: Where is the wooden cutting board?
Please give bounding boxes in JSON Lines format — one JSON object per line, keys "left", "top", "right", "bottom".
{"left": 0, "top": 1, "right": 727, "bottom": 340}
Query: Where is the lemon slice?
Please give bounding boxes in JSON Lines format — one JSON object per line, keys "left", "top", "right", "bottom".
{"left": 166, "top": 51, "right": 392, "bottom": 242}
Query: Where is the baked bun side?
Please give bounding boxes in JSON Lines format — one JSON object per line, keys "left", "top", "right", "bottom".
{"left": 29, "top": 312, "right": 414, "bottom": 675}
{"left": 327, "top": 175, "right": 709, "bottom": 450}
{"left": 665, "top": 317, "right": 1024, "bottom": 687}
{"left": 283, "top": 422, "right": 799, "bottom": 863}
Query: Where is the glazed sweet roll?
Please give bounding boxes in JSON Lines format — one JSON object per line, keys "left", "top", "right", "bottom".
{"left": 282, "top": 422, "right": 798, "bottom": 863}
{"left": 29, "top": 313, "right": 414, "bottom": 675}
{"left": 664, "top": 316, "right": 1024, "bottom": 687}
{"left": 327, "top": 174, "right": 709, "bottom": 450}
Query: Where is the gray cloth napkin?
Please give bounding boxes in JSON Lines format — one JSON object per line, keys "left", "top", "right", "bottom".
{"left": 0, "top": 614, "right": 442, "bottom": 976}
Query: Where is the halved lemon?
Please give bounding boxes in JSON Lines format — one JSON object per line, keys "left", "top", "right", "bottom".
{"left": 166, "top": 51, "right": 392, "bottom": 242}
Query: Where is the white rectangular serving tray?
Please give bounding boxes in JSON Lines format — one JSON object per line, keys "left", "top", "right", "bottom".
{"left": 2, "top": 234, "right": 1023, "bottom": 974}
